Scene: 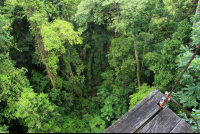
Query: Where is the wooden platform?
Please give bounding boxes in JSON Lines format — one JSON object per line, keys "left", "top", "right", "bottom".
{"left": 103, "top": 90, "right": 195, "bottom": 133}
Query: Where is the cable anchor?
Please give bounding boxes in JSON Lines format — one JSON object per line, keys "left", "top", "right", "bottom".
{"left": 159, "top": 91, "right": 171, "bottom": 108}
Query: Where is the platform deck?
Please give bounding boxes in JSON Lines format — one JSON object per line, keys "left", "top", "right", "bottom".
{"left": 103, "top": 90, "right": 195, "bottom": 133}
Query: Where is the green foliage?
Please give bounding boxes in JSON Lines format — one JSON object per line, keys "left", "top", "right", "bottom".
{"left": 173, "top": 85, "right": 200, "bottom": 108}
{"left": 97, "top": 70, "right": 128, "bottom": 124}
{"left": 129, "top": 83, "right": 154, "bottom": 110}
{"left": 192, "top": 20, "right": 200, "bottom": 47}
{"left": 0, "top": 125, "right": 9, "bottom": 133}
{"left": 107, "top": 37, "right": 136, "bottom": 75}
{"left": 100, "top": 96, "right": 115, "bottom": 119}
{"left": 0, "top": 54, "right": 29, "bottom": 118}
{"left": 179, "top": 108, "right": 200, "bottom": 133}
{"left": 169, "top": 8, "right": 200, "bottom": 131}
{"left": 15, "top": 89, "right": 59, "bottom": 133}
{"left": 0, "top": 13, "right": 14, "bottom": 51}
{"left": 163, "top": 0, "right": 197, "bottom": 21}
{"left": 57, "top": 0, "right": 81, "bottom": 21}
{"left": 41, "top": 19, "right": 82, "bottom": 49}
{"left": 173, "top": 45, "right": 200, "bottom": 109}
{"left": 30, "top": 70, "right": 50, "bottom": 93}
{"left": 41, "top": 17, "right": 83, "bottom": 76}
{"left": 0, "top": 0, "right": 199, "bottom": 133}
{"left": 75, "top": 0, "right": 120, "bottom": 32}
{"left": 89, "top": 115, "right": 106, "bottom": 133}
{"left": 145, "top": 19, "right": 192, "bottom": 90}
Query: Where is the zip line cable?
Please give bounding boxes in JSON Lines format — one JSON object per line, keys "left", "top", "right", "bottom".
{"left": 170, "top": 97, "right": 199, "bottom": 133}
{"left": 160, "top": 45, "right": 200, "bottom": 133}
{"left": 168, "top": 45, "right": 200, "bottom": 97}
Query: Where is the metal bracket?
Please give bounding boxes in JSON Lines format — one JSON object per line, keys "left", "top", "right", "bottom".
{"left": 159, "top": 91, "right": 171, "bottom": 108}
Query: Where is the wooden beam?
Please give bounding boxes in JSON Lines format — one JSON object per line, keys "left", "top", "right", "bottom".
{"left": 138, "top": 107, "right": 181, "bottom": 133}
{"left": 103, "top": 89, "right": 165, "bottom": 133}
{"left": 171, "top": 119, "right": 195, "bottom": 133}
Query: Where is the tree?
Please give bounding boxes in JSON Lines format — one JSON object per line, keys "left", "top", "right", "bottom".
{"left": 110, "top": 0, "right": 160, "bottom": 87}
{"left": 18, "top": 0, "right": 82, "bottom": 88}
{"left": 1, "top": 0, "right": 199, "bottom": 132}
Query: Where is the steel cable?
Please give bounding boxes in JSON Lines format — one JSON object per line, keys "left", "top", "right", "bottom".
{"left": 160, "top": 45, "right": 200, "bottom": 133}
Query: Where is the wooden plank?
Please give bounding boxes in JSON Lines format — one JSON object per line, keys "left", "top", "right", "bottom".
{"left": 103, "top": 89, "right": 165, "bottom": 133}
{"left": 138, "top": 107, "right": 181, "bottom": 133}
{"left": 171, "top": 119, "right": 195, "bottom": 133}
{"left": 103, "top": 89, "right": 159, "bottom": 133}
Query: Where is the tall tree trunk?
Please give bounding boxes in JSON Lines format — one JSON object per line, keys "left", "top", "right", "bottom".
{"left": 193, "top": 0, "right": 200, "bottom": 24}
{"left": 27, "top": 7, "right": 56, "bottom": 87}
{"left": 189, "top": 0, "right": 200, "bottom": 48}
{"left": 134, "top": 33, "right": 140, "bottom": 87}
{"left": 141, "top": 27, "right": 147, "bottom": 74}
{"left": 195, "top": 0, "right": 200, "bottom": 16}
